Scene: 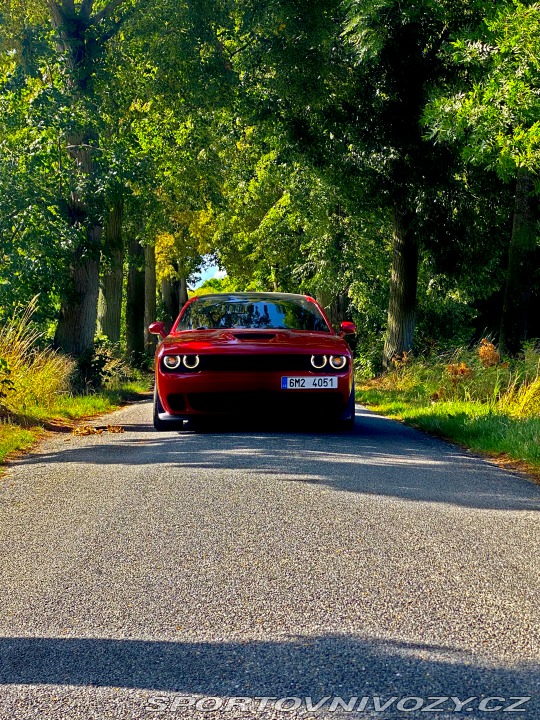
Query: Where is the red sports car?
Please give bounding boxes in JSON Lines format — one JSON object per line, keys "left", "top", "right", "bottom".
{"left": 148, "top": 292, "right": 356, "bottom": 430}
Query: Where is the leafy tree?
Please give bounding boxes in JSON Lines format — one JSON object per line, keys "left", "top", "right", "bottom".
{"left": 425, "top": 1, "right": 540, "bottom": 355}
{"left": 43, "top": 0, "right": 146, "bottom": 356}
{"left": 3, "top": 0, "right": 535, "bottom": 372}
{"left": 1, "top": 0, "right": 236, "bottom": 353}
{"left": 118, "top": 1, "right": 238, "bottom": 327}
{"left": 228, "top": 0, "right": 502, "bottom": 366}
{"left": 0, "top": 0, "right": 152, "bottom": 352}
{"left": 0, "top": 5, "right": 73, "bottom": 326}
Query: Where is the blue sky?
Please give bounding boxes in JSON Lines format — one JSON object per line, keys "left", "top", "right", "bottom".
{"left": 191, "top": 262, "right": 226, "bottom": 289}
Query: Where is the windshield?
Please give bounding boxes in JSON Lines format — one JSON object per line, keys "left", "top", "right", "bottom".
{"left": 177, "top": 297, "right": 330, "bottom": 332}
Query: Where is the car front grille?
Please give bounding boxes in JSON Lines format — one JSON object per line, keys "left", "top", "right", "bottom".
{"left": 204, "top": 354, "right": 309, "bottom": 371}
{"left": 187, "top": 391, "right": 344, "bottom": 414}
{"left": 167, "top": 394, "right": 186, "bottom": 412}
{"left": 163, "top": 354, "right": 347, "bottom": 373}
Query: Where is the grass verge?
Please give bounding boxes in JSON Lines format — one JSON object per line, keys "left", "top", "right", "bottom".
{"left": 0, "top": 424, "right": 41, "bottom": 465}
{"left": 0, "top": 301, "right": 153, "bottom": 465}
{"left": 0, "top": 378, "right": 151, "bottom": 465}
{"left": 356, "top": 341, "right": 540, "bottom": 479}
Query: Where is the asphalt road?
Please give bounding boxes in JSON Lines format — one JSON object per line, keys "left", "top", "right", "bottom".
{"left": 0, "top": 401, "right": 539, "bottom": 720}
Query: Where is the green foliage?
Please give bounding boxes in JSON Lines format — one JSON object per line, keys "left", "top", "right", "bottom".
{"left": 0, "top": 303, "right": 151, "bottom": 464}
{"left": 0, "top": 425, "right": 39, "bottom": 465}
{"left": 0, "top": 357, "right": 15, "bottom": 402}
{"left": 0, "top": 0, "right": 240, "bottom": 355}
{"left": 0, "top": 83, "right": 78, "bottom": 322}
{"left": 73, "top": 336, "right": 131, "bottom": 391}
{"left": 360, "top": 339, "right": 540, "bottom": 412}
{"left": 358, "top": 338, "right": 540, "bottom": 468}
{"left": 359, "top": 388, "right": 540, "bottom": 467}
{"left": 1, "top": 0, "right": 538, "bottom": 368}
{"left": 0, "top": 300, "right": 74, "bottom": 413}
{"left": 191, "top": 275, "right": 241, "bottom": 296}
{"left": 425, "top": 2, "right": 540, "bottom": 180}
{"left": 414, "top": 274, "right": 480, "bottom": 354}
{"left": 222, "top": 0, "right": 515, "bottom": 361}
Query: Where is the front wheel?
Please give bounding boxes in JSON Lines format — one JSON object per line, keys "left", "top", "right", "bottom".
{"left": 153, "top": 386, "right": 184, "bottom": 431}
{"left": 338, "top": 382, "right": 356, "bottom": 431}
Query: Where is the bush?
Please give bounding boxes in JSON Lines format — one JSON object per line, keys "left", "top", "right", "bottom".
{"left": 354, "top": 340, "right": 384, "bottom": 381}
{"left": 0, "top": 357, "right": 15, "bottom": 406}
{"left": 73, "top": 335, "right": 131, "bottom": 392}
{"left": 363, "top": 338, "right": 540, "bottom": 418}
{"left": 0, "top": 300, "right": 74, "bottom": 413}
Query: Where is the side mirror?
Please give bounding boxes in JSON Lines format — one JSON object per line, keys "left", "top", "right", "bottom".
{"left": 148, "top": 321, "right": 167, "bottom": 339}
{"left": 340, "top": 321, "right": 357, "bottom": 337}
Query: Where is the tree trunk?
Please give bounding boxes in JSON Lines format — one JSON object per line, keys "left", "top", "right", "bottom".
{"left": 97, "top": 201, "right": 124, "bottom": 342}
{"left": 47, "top": 0, "right": 130, "bottom": 357}
{"left": 499, "top": 169, "right": 539, "bottom": 356}
{"left": 54, "top": 241, "right": 101, "bottom": 357}
{"left": 126, "top": 236, "right": 145, "bottom": 358}
{"left": 48, "top": 8, "right": 101, "bottom": 357}
{"left": 179, "top": 277, "right": 188, "bottom": 310}
{"left": 316, "top": 288, "right": 349, "bottom": 330}
{"left": 54, "top": 134, "right": 102, "bottom": 356}
{"left": 144, "top": 244, "right": 157, "bottom": 353}
{"left": 383, "top": 206, "right": 418, "bottom": 369}
{"left": 161, "top": 277, "right": 180, "bottom": 327}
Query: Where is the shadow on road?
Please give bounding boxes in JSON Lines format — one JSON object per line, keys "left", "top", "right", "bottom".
{"left": 0, "top": 633, "right": 537, "bottom": 716}
{"left": 10, "top": 406, "right": 540, "bottom": 512}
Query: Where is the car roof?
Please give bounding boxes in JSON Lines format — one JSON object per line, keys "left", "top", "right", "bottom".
{"left": 191, "top": 292, "right": 312, "bottom": 302}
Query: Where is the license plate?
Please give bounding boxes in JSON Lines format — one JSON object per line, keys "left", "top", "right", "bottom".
{"left": 281, "top": 376, "right": 338, "bottom": 390}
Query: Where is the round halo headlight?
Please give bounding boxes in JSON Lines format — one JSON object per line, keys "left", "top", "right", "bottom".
{"left": 182, "top": 355, "right": 200, "bottom": 370}
{"left": 163, "top": 355, "right": 182, "bottom": 370}
{"left": 311, "top": 355, "right": 328, "bottom": 369}
{"left": 329, "top": 355, "right": 347, "bottom": 370}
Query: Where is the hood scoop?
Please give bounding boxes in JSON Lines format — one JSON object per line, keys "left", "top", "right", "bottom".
{"left": 233, "top": 332, "right": 277, "bottom": 341}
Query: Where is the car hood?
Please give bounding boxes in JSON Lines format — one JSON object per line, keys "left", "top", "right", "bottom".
{"left": 159, "top": 328, "right": 351, "bottom": 355}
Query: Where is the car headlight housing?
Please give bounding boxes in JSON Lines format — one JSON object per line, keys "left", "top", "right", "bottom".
{"left": 329, "top": 355, "right": 347, "bottom": 370}
{"left": 162, "top": 355, "right": 200, "bottom": 370}
{"left": 311, "top": 355, "right": 328, "bottom": 369}
{"left": 182, "top": 355, "right": 200, "bottom": 369}
{"left": 163, "top": 355, "right": 182, "bottom": 370}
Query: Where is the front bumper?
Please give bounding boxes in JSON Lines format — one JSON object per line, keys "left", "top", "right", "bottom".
{"left": 156, "top": 370, "right": 353, "bottom": 418}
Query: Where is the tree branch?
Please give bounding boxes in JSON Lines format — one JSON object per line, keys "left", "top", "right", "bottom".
{"left": 61, "top": 0, "right": 76, "bottom": 15}
{"left": 91, "top": 0, "right": 126, "bottom": 24}
{"left": 80, "top": 0, "right": 94, "bottom": 19}
{"left": 45, "top": 0, "right": 64, "bottom": 29}
{"left": 229, "top": 36, "right": 259, "bottom": 60}
{"left": 9, "top": 219, "right": 25, "bottom": 245}
{"left": 98, "top": 0, "right": 150, "bottom": 42}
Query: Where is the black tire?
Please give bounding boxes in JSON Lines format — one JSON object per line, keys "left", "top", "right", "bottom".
{"left": 338, "top": 382, "right": 356, "bottom": 431}
{"left": 153, "top": 386, "right": 184, "bottom": 431}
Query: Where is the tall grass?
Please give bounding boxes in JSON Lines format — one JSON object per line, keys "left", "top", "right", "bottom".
{"left": 357, "top": 340, "right": 540, "bottom": 473}
{"left": 0, "top": 300, "right": 74, "bottom": 415}
{"left": 365, "top": 340, "right": 540, "bottom": 415}
{"left": 0, "top": 301, "right": 152, "bottom": 464}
